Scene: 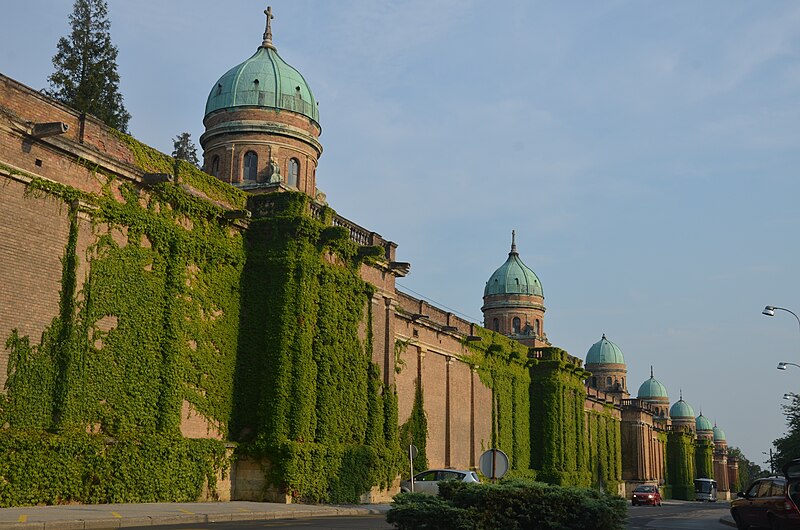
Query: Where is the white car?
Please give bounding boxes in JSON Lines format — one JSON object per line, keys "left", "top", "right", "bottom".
{"left": 399, "top": 469, "right": 481, "bottom": 494}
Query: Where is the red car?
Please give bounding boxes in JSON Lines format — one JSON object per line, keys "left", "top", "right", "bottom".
{"left": 632, "top": 484, "right": 662, "bottom": 506}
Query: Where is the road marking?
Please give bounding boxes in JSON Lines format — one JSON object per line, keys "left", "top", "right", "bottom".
{"left": 17, "top": 515, "right": 27, "bottom": 523}
{"left": 178, "top": 509, "right": 194, "bottom": 514}
{"left": 111, "top": 512, "right": 122, "bottom": 518}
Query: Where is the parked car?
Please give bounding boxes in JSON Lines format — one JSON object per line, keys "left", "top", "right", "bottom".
{"left": 730, "top": 458, "right": 800, "bottom": 529}
{"left": 399, "top": 469, "right": 481, "bottom": 494}
{"left": 631, "top": 484, "right": 662, "bottom": 506}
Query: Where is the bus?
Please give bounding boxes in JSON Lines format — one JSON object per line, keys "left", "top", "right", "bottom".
{"left": 694, "top": 478, "right": 718, "bottom": 502}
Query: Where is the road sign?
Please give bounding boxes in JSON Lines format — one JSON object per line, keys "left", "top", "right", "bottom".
{"left": 479, "top": 448, "right": 509, "bottom": 481}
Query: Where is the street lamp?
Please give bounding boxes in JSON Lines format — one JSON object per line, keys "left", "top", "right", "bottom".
{"left": 777, "top": 362, "right": 800, "bottom": 370}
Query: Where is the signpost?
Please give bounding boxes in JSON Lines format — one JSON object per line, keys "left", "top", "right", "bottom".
{"left": 479, "top": 448, "right": 509, "bottom": 483}
{"left": 408, "top": 444, "right": 418, "bottom": 493}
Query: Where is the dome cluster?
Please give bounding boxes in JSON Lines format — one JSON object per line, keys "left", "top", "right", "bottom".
{"left": 582, "top": 336, "right": 727, "bottom": 440}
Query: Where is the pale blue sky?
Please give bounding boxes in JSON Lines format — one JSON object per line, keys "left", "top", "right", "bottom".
{"left": 4, "top": 1, "right": 800, "bottom": 469}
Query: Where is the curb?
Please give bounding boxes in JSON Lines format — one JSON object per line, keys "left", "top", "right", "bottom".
{"left": 718, "top": 516, "right": 736, "bottom": 528}
{"left": 0, "top": 505, "right": 390, "bottom": 530}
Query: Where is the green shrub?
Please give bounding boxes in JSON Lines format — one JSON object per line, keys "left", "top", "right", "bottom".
{"left": 387, "top": 479, "right": 627, "bottom": 530}
{"left": 386, "top": 493, "right": 474, "bottom": 530}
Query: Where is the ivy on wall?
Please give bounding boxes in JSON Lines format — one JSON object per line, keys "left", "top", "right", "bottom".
{"left": 695, "top": 439, "right": 714, "bottom": 480}
{"left": 399, "top": 376, "right": 428, "bottom": 476}
{"left": 528, "top": 347, "right": 593, "bottom": 488}
{"left": 1, "top": 137, "right": 398, "bottom": 505}
{"left": 464, "top": 328, "right": 531, "bottom": 475}
{"left": 224, "top": 191, "right": 401, "bottom": 503}
{"left": 667, "top": 430, "right": 696, "bottom": 500}
{"left": 586, "top": 407, "right": 622, "bottom": 494}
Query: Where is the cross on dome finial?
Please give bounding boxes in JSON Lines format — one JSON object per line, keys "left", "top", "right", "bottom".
{"left": 650, "top": 365, "right": 654, "bottom": 378}
{"left": 510, "top": 230, "right": 518, "bottom": 254}
{"left": 262, "top": 6, "right": 276, "bottom": 49}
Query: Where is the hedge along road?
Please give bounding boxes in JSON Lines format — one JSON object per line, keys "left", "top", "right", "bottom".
{"left": 626, "top": 500, "right": 731, "bottom": 529}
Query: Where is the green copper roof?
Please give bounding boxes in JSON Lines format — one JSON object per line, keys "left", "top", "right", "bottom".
{"left": 713, "top": 425, "right": 726, "bottom": 442}
{"left": 637, "top": 368, "right": 668, "bottom": 400}
{"left": 670, "top": 396, "right": 695, "bottom": 419}
{"left": 586, "top": 334, "right": 625, "bottom": 365}
{"left": 696, "top": 414, "right": 713, "bottom": 432}
{"left": 484, "top": 232, "right": 543, "bottom": 297}
{"left": 204, "top": 12, "right": 319, "bottom": 124}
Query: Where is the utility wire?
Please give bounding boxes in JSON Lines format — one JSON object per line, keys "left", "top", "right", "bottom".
{"left": 395, "top": 282, "right": 483, "bottom": 324}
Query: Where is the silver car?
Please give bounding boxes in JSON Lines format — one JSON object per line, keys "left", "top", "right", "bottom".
{"left": 400, "top": 469, "right": 481, "bottom": 494}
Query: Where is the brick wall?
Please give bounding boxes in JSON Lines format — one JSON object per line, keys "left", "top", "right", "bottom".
{"left": 0, "top": 176, "right": 70, "bottom": 389}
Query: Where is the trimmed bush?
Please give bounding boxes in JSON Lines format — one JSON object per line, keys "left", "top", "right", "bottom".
{"left": 387, "top": 479, "right": 627, "bottom": 530}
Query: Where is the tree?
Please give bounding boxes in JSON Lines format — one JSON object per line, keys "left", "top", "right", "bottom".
{"left": 773, "top": 395, "right": 800, "bottom": 471}
{"left": 172, "top": 132, "right": 199, "bottom": 167}
{"left": 728, "top": 447, "right": 766, "bottom": 492}
{"left": 47, "top": 0, "right": 131, "bottom": 132}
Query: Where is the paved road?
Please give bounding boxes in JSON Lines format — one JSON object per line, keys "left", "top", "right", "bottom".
{"left": 626, "top": 501, "right": 732, "bottom": 529}
{"left": 124, "top": 516, "right": 392, "bottom": 530}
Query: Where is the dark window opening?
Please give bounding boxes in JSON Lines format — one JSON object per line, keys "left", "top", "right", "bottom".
{"left": 512, "top": 317, "right": 521, "bottom": 334}
{"left": 243, "top": 151, "right": 258, "bottom": 182}
{"left": 211, "top": 156, "right": 220, "bottom": 177}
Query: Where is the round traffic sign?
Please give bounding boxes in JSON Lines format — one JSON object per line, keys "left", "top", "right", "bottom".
{"left": 479, "top": 448, "right": 509, "bottom": 479}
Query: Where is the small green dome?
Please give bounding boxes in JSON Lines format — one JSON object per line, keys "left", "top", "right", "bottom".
{"left": 484, "top": 233, "right": 543, "bottom": 297}
{"left": 586, "top": 334, "right": 625, "bottom": 365}
{"left": 670, "top": 398, "right": 695, "bottom": 419}
{"left": 696, "top": 414, "right": 713, "bottom": 432}
{"left": 637, "top": 369, "right": 668, "bottom": 400}
{"left": 713, "top": 425, "right": 726, "bottom": 442}
{"left": 205, "top": 41, "right": 319, "bottom": 123}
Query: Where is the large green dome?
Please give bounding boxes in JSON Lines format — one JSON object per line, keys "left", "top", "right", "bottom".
{"left": 637, "top": 368, "right": 668, "bottom": 400}
{"left": 696, "top": 414, "right": 713, "bottom": 432}
{"left": 586, "top": 335, "right": 625, "bottom": 365}
{"left": 204, "top": 20, "right": 319, "bottom": 124}
{"left": 713, "top": 425, "right": 726, "bottom": 442}
{"left": 670, "top": 397, "right": 695, "bottom": 419}
{"left": 484, "top": 233, "right": 543, "bottom": 297}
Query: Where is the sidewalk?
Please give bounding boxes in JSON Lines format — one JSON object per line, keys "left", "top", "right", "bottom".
{"left": 0, "top": 501, "right": 392, "bottom": 530}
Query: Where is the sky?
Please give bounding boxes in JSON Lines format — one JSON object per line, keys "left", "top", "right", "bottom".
{"left": 3, "top": 0, "right": 800, "bottom": 470}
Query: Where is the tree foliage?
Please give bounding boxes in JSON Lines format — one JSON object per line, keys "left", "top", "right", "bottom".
{"left": 172, "top": 132, "right": 199, "bottom": 167}
{"left": 728, "top": 446, "right": 766, "bottom": 492}
{"left": 773, "top": 395, "right": 800, "bottom": 471}
{"left": 47, "top": 0, "right": 131, "bottom": 131}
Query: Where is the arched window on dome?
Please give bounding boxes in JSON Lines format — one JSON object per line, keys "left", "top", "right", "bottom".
{"left": 534, "top": 320, "right": 540, "bottom": 336}
{"left": 288, "top": 158, "right": 299, "bottom": 187}
{"left": 592, "top": 377, "right": 597, "bottom": 387}
{"left": 243, "top": 151, "right": 258, "bottom": 183}
{"left": 493, "top": 318, "right": 499, "bottom": 332}
{"left": 622, "top": 377, "right": 625, "bottom": 388}
{"left": 211, "top": 156, "right": 220, "bottom": 178}
{"left": 606, "top": 376, "right": 612, "bottom": 387}
{"left": 512, "top": 317, "right": 521, "bottom": 334}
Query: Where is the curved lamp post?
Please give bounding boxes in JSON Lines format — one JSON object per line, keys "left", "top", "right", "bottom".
{"left": 763, "top": 306, "right": 800, "bottom": 367}
{"left": 777, "top": 362, "right": 800, "bottom": 370}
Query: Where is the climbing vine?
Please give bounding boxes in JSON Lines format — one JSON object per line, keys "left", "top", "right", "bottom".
{"left": 695, "top": 438, "right": 714, "bottom": 480}
{"left": 463, "top": 327, "right": 531, "bottom": 475}
{"left": 586, "top": 406, "right": 622, "bottom": 494}
{"left": 1, "top": 135, "right": 400, "bottom": 504}
{"left": 399, "top": 378, "right": 428, "bottom": 476}
{"left": 667, "top": 430, "right": 696, "bottom": 500}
